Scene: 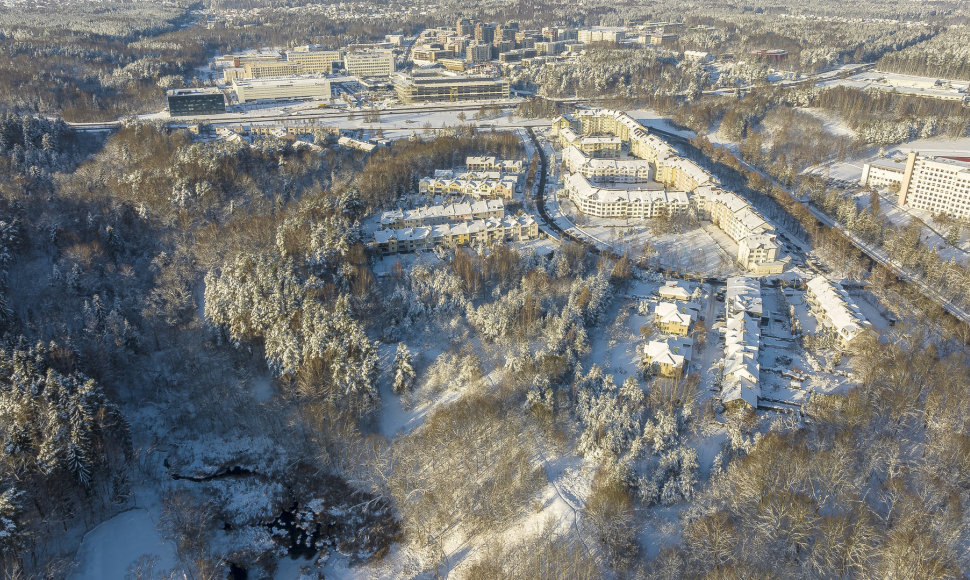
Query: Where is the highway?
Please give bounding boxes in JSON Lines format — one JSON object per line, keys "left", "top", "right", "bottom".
{"left": 66, "top": 100, "right": 524, "bottom": 132}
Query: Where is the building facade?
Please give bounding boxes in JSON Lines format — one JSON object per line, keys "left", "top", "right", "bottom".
{"left": 232, "top": 77, "right": 331, "bottom": 103}
{"left": 393, "top": 72, "right": 510, "bottom": 103}
{"left": 898, "top": 152, "right": 970, "bottom": 219}
{"left": 167, "top": 88, "right": 226, "bottom": 116}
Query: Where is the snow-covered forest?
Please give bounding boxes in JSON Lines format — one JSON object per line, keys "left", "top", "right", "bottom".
{"left": 2, "top": 0, "right": 970, "bottom": 577}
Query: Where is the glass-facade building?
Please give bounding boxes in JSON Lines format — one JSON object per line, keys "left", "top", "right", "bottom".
{"left": 166, "top": 89, "right": 226, "bottom": 116}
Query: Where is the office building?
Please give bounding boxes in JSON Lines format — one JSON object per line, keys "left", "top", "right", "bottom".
{"left": 393, "top": 71, "right": 509, "bottom": 103}
{"left": 285, "top": 48, "right": 344, "bottom": 74}
{"left": 859, "top": 159, "right": 907, "bottom": 190}
{"left": 166, "top": 88, "right": 226, "bottom": 116}
{"left": 344, "top": 50, "right": 395, "bottom": 77}
{"left": 232, "top": 77, "right": 331, "bottom": 103}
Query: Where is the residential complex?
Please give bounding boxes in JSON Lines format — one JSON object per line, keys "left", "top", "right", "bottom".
{"left": 722, "top": 277, "right": 763, "bottom": 410}
{"left": 392, "top": 71, "right": 510, "bottom": 103}
{"left": 655, "top": 302, "right": 692, "bottom": 336}
{"left": 806, "top": 276, "right": 870, "bottom": 347}
{"left": 231, "top": 77, "right": 331, "bottom": 103}
{"left": 466, "top": 156, "right": 524, "bottom": 173}
{"left": 553, "top": 109, "right": 786, "bottom": 274}
{"left": 419, "top": 170, "right": 519, "bottom": 199}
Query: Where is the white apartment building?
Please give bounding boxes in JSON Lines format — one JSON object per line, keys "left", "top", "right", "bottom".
{"left": 466, "top": 156, "right": 524, "bottom": 173}
{"left": 344, "top": 50, "right": 395, "bottom": 77}
{"left": 232, "top": 77, "right": 331, "bottom": 103}
{"left": 565, "top": 173, "right": 688, "bottom": 219}
{"left": 562, "top": 146, "right": 652, "bottom": 183}
{"left": 898, "top": 152, "right": 970, "bottom": 219}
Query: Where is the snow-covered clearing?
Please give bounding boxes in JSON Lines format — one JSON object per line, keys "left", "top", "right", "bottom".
{"left": 69, "top": 508, "right": 179, "bottom": 580}
{"left": 795, "top": 107, "right": 857, "bottom": 138}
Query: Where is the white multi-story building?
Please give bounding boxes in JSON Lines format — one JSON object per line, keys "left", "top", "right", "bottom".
{"left": 859, "top": 159, "right": 907, "bottom": 190}
{"left": 285, "top": 48, "right": 344, "bottom": 74}
{"left": 232, "top": 76, "right": 331, "bottom": 103}
{"left": 562, "top": 146, "right": 652, "bottom": 183}
{"left": 898, "top": 152, "right": 970, "bottom": 219}
{"left": 344, "top": 49, "right": 395, "bottom": 77}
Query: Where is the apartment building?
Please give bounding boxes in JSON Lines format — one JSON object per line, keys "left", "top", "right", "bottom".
{"left": 805, "top": 276, "right": 870, "bottom": 347}
{"left": 419, "top": 171, "right": 518, "bottom": 199}
{"left": 655, "top": 302, "right": 692, "bottom": 336}
{"left": 565, "top": 173, "right": 688, "bottom": 219}
{"left": 466, "top": 42, "right": 492, "bottom": 63}
{"left": 897, "top": 152, "right": 970, "bottom": 219}
{"left": 344, "top": 50, "right": 395, "bottom": 77}
{"left": 379, "top": 200, "right": 505, "bottom": 228}
{"left": 562, "top": 146, "right": 652, "bottom": 183}
{"left": 373, "top": 215, "right": 539, "bottom": 255}
{"left": 643, "top": 338, "right": 692, "bottom": 378}
{"left": 466, "top": 156, "right": 524, "bottom": 173}
{"left": 557, "top": 127, "right": 622, "bottom": 158}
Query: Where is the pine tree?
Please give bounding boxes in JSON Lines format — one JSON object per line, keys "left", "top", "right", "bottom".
{"left": 392, "top": 343, "right": 415, "bottom": 396}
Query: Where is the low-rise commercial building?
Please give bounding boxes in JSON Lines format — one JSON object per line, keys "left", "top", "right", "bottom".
{"left": 232, "top": 77, "right": 331, "bottom": 103}
{"left": 392, "top": 71, "right": 510, "bottom": 103}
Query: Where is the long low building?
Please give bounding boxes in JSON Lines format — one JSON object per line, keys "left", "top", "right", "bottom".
{"left": 380, "top": 199, "right": 505, "bottom": 228}
{"left": 373, "top": 215, "right": 538, "bottom": 255}
{"left": 167, "top": 88, "right": 226, "bottom": 116}
{"left": 392, "top": 71, "right": 510, "bottom": 103}
{"left": 565, "top": 173, "right": 688, "bottom": 219}
{"left": 721, "top": 277, "right": 763, "bottom": 410}
{"left": 805, "top": 276, "right": 870, "bottom": 347}
{"left": 232, "top": 76, "right": 331, "bottom": 103}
